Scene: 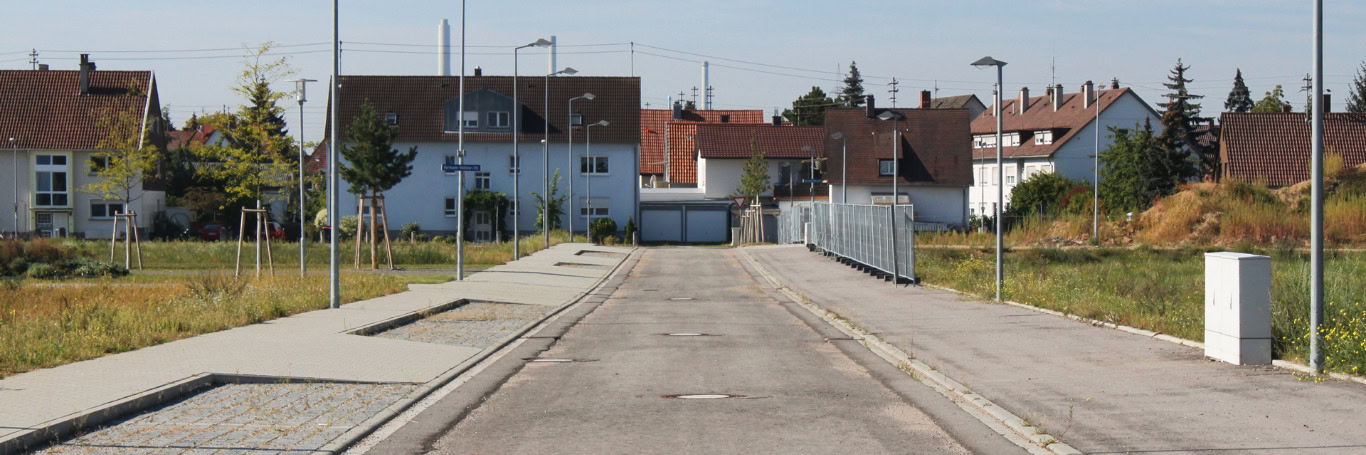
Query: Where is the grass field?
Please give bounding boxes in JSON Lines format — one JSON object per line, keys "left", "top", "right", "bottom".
{"left": 0, "top": 230, "right": 589, "bottom": 378}
{"left": 915, "top": 246, "right": 1366, "bottom": 376}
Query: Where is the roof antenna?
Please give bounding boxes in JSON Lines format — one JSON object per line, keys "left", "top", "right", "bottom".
{"left": 1050, "top": 56, "right": 1056, "bottom": 89}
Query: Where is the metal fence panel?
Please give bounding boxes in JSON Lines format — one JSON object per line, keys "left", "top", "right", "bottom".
{"left": 804, "top": 203, "right": 915, "bottom": 282}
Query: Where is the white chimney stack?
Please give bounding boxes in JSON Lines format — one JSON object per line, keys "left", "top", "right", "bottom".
{"left": 1018, "top": 87, "right": 1029, "bottom": 114}
{"left": 549, "top": 35, "right": 557, "bottom": 74}
{"left": 1083, "top": 80, "right": 1095, "bottom": 109}
{"left": 438, "top": 19, "right": 451, "bottom": 76}
{"left": 702, "top": 61, "right": 711, "bottom": 110}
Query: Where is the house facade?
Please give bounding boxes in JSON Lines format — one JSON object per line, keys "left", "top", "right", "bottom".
{"left": 1219, "top": 112, "right": 1366, "bottom": 187}
{"left": 823, "top": 102, "right": 974, "bottom": 226}
{"left": 0, "top": 58, "right": 166, "bottom": 238}
{"left": 324, "top": 75, "right": 640, "bottom": 240}
{"left": 968, "top": 81, "right": 1162, "bottom": 216}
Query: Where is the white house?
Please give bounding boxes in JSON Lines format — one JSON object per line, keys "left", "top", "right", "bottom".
{"left": 323, "top": 75, "right": 640, "bottom": 240}
{"left": 968, "top": 81, "right": 1162, "bottom": 216}
{"left": 0, "top": 57, "right": 167, "bottom": 238}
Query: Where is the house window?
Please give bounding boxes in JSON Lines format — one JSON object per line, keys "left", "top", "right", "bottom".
{"left": 991, "top": 166, "right": 999, "bottom": 185}
{"left": 487, "top": 111, "right": 509, "bottom": 128}
{"left": 89, "top": 156, "right": 109, "bottom": 174}
{"left": 473, "top": 172, "right": 490, "bottom": 190}
{"left": 508, "top": 155, "right": 520, "bottom": 175}
{"left": 34, "top": 154, "right": 70, "bottom": 208}
{"left": 444, "top": 197, "right": 458, "bottom": 217}
{"left": 384, "top": 112, "right": 398, "bottom": 125}
{"left": 1003, "top": 132, "right": 1021, "bottom": 147}
{"left": 1034, "top": 130, "right": 1053, "bottom": 145}
{"left": 973, "top": 135, "right": 997, "bottom": 149}
{"left": 570, "top": 114, "right": 583, "bottom": 126}
{"left": 720, "top": 114, "right": 731, "bottom": 123}
{"left": 444, "top": 155, "right": 458, "bottom": 174}
{"left": 462, "top": 111, "right": 478, "bottom": 128}
{"left": 1006, "top": 175, "right": 1016, "bottom": 185}
{"left": 90, "top": 201, "right": 124, "bottom": 219}
{"left": 579, "top": 197, "right": 609, "bottom": 219}
{"left": 878, "top": 159, "right": 895, "bottom": 177}
{"left": 580, "top": 156, "right": 608, "bottom": 175}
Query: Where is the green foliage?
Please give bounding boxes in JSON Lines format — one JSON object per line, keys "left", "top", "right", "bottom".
{"left": 25, "top": 263, "right": 56, "bottom": 279}
{"left": 590, "top": 217, "right": 617, "bottom": 244}
{"left": 781, "top": 86, "right": 834, "bottom": 126}
{"left": 683, "top": 100, "right": 697, "bottom": 110}
{"left": 400, "top": 222, "right": 421, "bottom": 239}
{"left": 84, "top": 106, "right": 160, "bottom": 207}
{"left": 732, "top": 138, "right": 770, "bottom": 200}
{"left": 1225, "top": 68, "right": 1253, "bottom": 113}
{"left": 1100, "top": 120, "right": 1174, "bottom": 213}
{"left": 1006, "top": 172, "right": 1086, "bottom": 216}
{"left": 463, "top": 190, "right": 510, "bottom": 240}
{"left": 339, "top": 100, "right": 417, "bottom": 196}
{"left": 193, "top": 43, "right": 297, "bottom": 207}
{"left": 338, "top": 216, "right": 358, "bottom": 240}
{"left": 531, "top": 169, "right": 567, "bottom": 231}
{"left": 1251, "top": 85, "right": 1291, "bottom": 113}
{"left": 623, "top": 216, "right": 637, "bottom": 243}
{"left": 1350, "top": 61, "right": 1366, "bottom": 114}
{"left": 151, "top": 211, "right": 188, "bottom": 240}
{"left": 840, "top": 61, "right": 866, "bottom": 108}
{"left": 1157, "top": 58, "right": 1205, "bottom": 182}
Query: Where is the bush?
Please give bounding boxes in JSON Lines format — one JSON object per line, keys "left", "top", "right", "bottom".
{"left": 602, "top": 235, "right": 619, "bottom": 246}
{"left": 25, "top": 263, "right": 57, "bottom": 279}
{"left": 590, "top": 218, "right": 617, "bottom": 244}
{"left": 339, "top": 216, "right": 359, "bottom": 239}
{"left": 1007, "top": 172, "right": 1086, "bottom": 217}
{"left": 623, "top": 216, "right": 637, "bottom": 244}
{"left": 7, "top": 257, "right": 29, "bottom": 276}
{"left": 431, "top": 235, "right": 445, "bottom": 243}
{"left": 400, "top": 222, "right": 421, "bottom": 240}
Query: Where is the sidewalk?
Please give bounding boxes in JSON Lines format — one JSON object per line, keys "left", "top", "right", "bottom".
{"left": 745, "top": 245, "right": 1366, "bottom": 454}
{"left": 0, "top": 243, "right": 632, "bottom": 453}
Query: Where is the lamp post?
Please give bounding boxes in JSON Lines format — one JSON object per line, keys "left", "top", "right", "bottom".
{"left": 544, "top": 67, "right": 577, "bottom": 248}
{"left": 972, "top": 56, "right": 1007, "bottom": 302}
{"left": 584, "top": 120, "right": 608, "bottom": 237}
{"left": 290, "top": 78, "right": 316, "bottom": 278}
{"left": 876, "top": 110, "right": 905, "bottom": 287}
{"left": 830, "top": 132, "right": 846, "bottom": 204}
{"left": 9, "top": 137, "right": 17, "bottom": 235}
{"left": 1310, "top": 0, "right": 1325, "bottom": 374}
{"left": 802, "top": 145, "right": 817, "bottom": 206}
{"left": 567, "top": 92, "right": 594, "bottom": 236}
{"left": 1094, "top": 82, "right": 1101, "bottom": 243}
{"left": 456, "top": 0, "right": 467, "bottom": 280}
{"left": 328, "top": 0, "right": 340, "bottom": 309}
{"left": 512, "top": 38, "right": 553, "bottom": 260}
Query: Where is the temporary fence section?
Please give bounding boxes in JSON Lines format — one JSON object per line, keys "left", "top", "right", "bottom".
{"left": 776, "top": 205, "right": 810, "bottom": 245}
{"left": 806, "top": 203, "right": 916, "bottom": 283}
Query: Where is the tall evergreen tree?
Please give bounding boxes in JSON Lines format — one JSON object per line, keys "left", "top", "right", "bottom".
{"left": 1157, "top": 58, "right": 1206, "bottom": 181}
{"left": 1100, "top": 120, "right": 1172, "bottom": 213}
{"left": 1225, "top": 68, "right": 1253, "bottom": 113}
{"left": 841, "top": 61, "right": 866, "bottom": 107}
{"left": 781, "top": 86, "right": 835, "bottom": 126}
{"left": 1349, "top": 61, "right": 1366, "bottom": 113}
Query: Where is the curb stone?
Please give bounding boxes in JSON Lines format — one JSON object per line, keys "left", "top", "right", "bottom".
{"left": 737, "top": 247, "right": 1082, "bottom": 455}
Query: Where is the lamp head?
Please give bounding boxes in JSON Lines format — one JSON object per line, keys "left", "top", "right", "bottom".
{"left": 876, "top": 111, "right": 904, "bottom": 121}
{"left": 530, "top": 38, "right": 553, "bottom": 48}
{"left": 971, "top": 56, "right": 1007, "bottom": 68}
{"left": 557, "top": 67, "right": 578, "bottom": 76}
{"left": 830, "top": 132, "right": 844, "bottom": 140}
{"left": 595, "top": 120, "right": 610, "bottom": 127}
{"left": 583, "top": 92, "right": 595, "bottom": 100}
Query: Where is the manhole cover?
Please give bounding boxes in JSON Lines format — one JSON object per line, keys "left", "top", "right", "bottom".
{"left": 663, "top": 394, "right": 745, "bottom": 399}
{"left": 660, "top": 333, "right": 718, "bottom": 337}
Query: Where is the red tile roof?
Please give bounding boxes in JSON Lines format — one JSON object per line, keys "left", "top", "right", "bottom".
{"left": 640, "top": 108, "right": 765, "bottom": 178}
{"left": 0, "top": 69, "right": 156, "bottom": 150}
{"left": 968, "top": 88, "right": 1156, "bottom": 159}
{"left": 1219, "top": 112, "right": 1366, "bottom": 187}
{"left": 824, "top": 107, "right": 973, "bottom": 186}
{"left": 324, "top": 75, "right": 640, "bottom": 145}
{"left": 166, "top": 125, "right": 217, "bottom": 149}
{"left": 695, "top": 124, "right": 825, "bottom": 159}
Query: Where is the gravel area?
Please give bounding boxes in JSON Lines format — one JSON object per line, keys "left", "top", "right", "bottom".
{"left": 371, "top": 302, "right": 549, "bottom": 349}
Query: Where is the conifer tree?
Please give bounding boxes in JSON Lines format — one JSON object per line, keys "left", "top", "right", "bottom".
{"left": 1225, "top": 68, "right": 1253, "bottom": 113}
{"left": 1348, "top": 61, "right": 1366, "bottom": 113}
{"left": 339, "top": 100, "right": 418, "bottom": 197}
{"left": 781, "top": 86, "right": 834, "bottom": 126}
{"left": 1157, "top": 58, "right": 1205, "bottom": 181}
{"left": 841, "top": 61, "right": 866, "bottom": 107}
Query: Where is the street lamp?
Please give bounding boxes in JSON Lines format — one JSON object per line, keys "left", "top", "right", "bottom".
{"left": 567, "top": 92, "right": 595, "bottom": 236}
{"left": 1310, "top": 0, "right": 1325, "bottom": 374}
{"left": 877, "top": 110, "right": 905, "bottom": 287}
{"left": 830, "top": 132, "right": 846, "bottom": 204}
{"left": 544, "top": 67, "right": 577, "bottom": 248}
{"left": 327, "top": 0, "right": 340, "bottom": 309}
{"left": 290, "top": 78, "right": 316, "bottom": 278}
{"left": 972, "top": 56, "right": 1007, "bottom": 302}
{"left": 9, "top": 137, "right": 17, "bottom": 236}
{"left": 801, "top": 145, "right": 818, "bottom": 206}
{"left": 584, "top": 120, "right": 609, "bottom": 237}
{"left": 512, "top": 38, "right": 553, "bottom": 260}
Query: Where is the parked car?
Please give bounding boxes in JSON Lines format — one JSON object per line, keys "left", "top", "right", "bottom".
{"left": 263, "top": 222, "right": 285, "bottom": 240}
{"left": 199, "top": 224, "right": 224, "bottom": 241}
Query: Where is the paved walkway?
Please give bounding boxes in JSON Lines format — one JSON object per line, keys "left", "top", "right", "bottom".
{"left": 746, "top": 245, "right": 1366, "bottom": 454}
{"left": 0, "top": 243, "right": 631, "bottom": 453}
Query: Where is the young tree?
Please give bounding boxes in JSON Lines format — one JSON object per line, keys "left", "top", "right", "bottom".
{"left": 1157, "top": 58, "right": 1205, "bottom": 181}
{"left": 531, "top": 169, "right": 567, "bottom": 231}
{"left": 83, "top": 106, "right": 160, "bottom": 212}
{"left": 1100, "top": 120, "right": 1171, "bottom": 214}
{"left": 160, "top": 105, "right": 175, "bottom": 131}
{"left": 732, "top": 138, "right": 770, "bottom": 200}
{"left": 1225, "top": 68, "right": 1253, "bottom": 113}
{"left": 1005, "top": 172, "right": 1085, "bottom": 217}
{"left": 841, "top": 61, "right": 866, "bottom": 108}
{"left": 1251, "top": 85, "right": 1291, "bottom": 113}
{"left": 1349, "top": 61, "right": 1366, "bottom": 113}
{"left": 339, "top": 100, "right": 418, "bottom": 198}
{"left": 781, "top": 86, "right": 835, "bottom": 126}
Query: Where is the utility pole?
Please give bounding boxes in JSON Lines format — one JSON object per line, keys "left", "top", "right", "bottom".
{"left": 28, "top": 49, "right": 38, "bottom": 70}
{"left": 888, "top": 78, "right": 900, "bottom": 108}
{"left": 690, "top": 86, "right": 699, "bottom": 108}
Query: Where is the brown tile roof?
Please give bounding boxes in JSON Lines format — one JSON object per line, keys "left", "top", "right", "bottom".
{"left": 968, "top": 88, "right": 1155, "bottom": 159}
{"left": 931, "top": 94, "right": 982, "bottom": 110}
{"left": 640, "top": 108, "right": 764, "bottom": 177}
{"left": 1219, "top": 112, "right": 1366, "bottom": 187}
{"left": 824, "top": 107, "right": 973, "bottom": 186}
{"left": 324, "top": 75, "right": 640, "bottom": 145}
{"left": 0, "top": 69, "right": 155, "bottom": 150}
{"left": 166, "top": 125, "right": 217, "bottom": 149}
{"left": 695, "top": 124, "right": 825, "bottom": 159}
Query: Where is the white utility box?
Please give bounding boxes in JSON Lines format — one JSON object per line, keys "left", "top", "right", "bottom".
{"left": 1203, "top": 252, "right": 1272, "bottom": 365}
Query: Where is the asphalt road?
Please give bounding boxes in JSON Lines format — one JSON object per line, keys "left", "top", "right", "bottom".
{"left": 371, "top": 248, "right": 1024, "bottom": 454}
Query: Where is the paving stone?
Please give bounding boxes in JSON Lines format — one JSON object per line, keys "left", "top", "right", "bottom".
{"left": 372, "top": 302, "right": 551, "bottom": 349}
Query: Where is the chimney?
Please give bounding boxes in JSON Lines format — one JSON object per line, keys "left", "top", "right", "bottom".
{"left": 1324, "top": 94, "right": 1332, "bottom": 113}
{"left": 1082, "top": 80, "right": 1095, "bottom": 109}
{"left": 1017, "top": 87, "right": 1030, "bottom": 114}
{"left": 919, "top": 90, "right": 932, "bottom": 109}
{"left": 772, "top": 115, "right": 782, "bottom": 126}
{"left": 473, "top": 66, "right": 482, "bottom": 77}
{"left": 1282, "top": 104, "right": 1292, "bottom": 113}
{"left": 701, "top": 61, "right": 711, "bottom": 110}
{"left": 78, "top": 54, "right": 94, "bottom": 95}
{"left": 37, "top": 64, "right": 48, "bottom": 71}
{"left": 1111, "top": 78, "right": 1120, "bottom": 89}
{"left": 865, "top": 95, "right": 876, "bottom": 118}
{"left": 548, "top": 35, "right": 557, "bottom": 75}
{"left": 437, "top": 19, "right": 451, "bottom": 76}
{"left": 1052, "top": 84, "right": 1064, "bottom": 112}
{"left": 672, "top": 101, "right": 683, "bottom": 120}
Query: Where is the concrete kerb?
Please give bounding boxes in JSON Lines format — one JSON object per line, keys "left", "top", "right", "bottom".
{"left": 736, "top": 247, "right": 1081, "bottom": 455}
{"left": 321, "top": 246, "right": 640, "bottom": 454}
{"left": 919, "top": 282, "right": 1366, "bottom": 386}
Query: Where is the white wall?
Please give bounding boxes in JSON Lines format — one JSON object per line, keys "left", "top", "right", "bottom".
{"left": 700, "top": 157, "right": 804, "bottom": 200}
{"left": 335, "top": 140, "right": 638, "bottom": 236}
{"left": 0, "top": 149, "right": 162, "bottom": 238}
{"left": 838, "top": 184, "right": 968, "bottom": 225}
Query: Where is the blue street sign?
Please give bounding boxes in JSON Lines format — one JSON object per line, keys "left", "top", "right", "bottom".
{"left": 441, "top": 164, "right": 481, "bottom": 172}
{"left": 800, "top": 178, "right": 823, "bottom": 184}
